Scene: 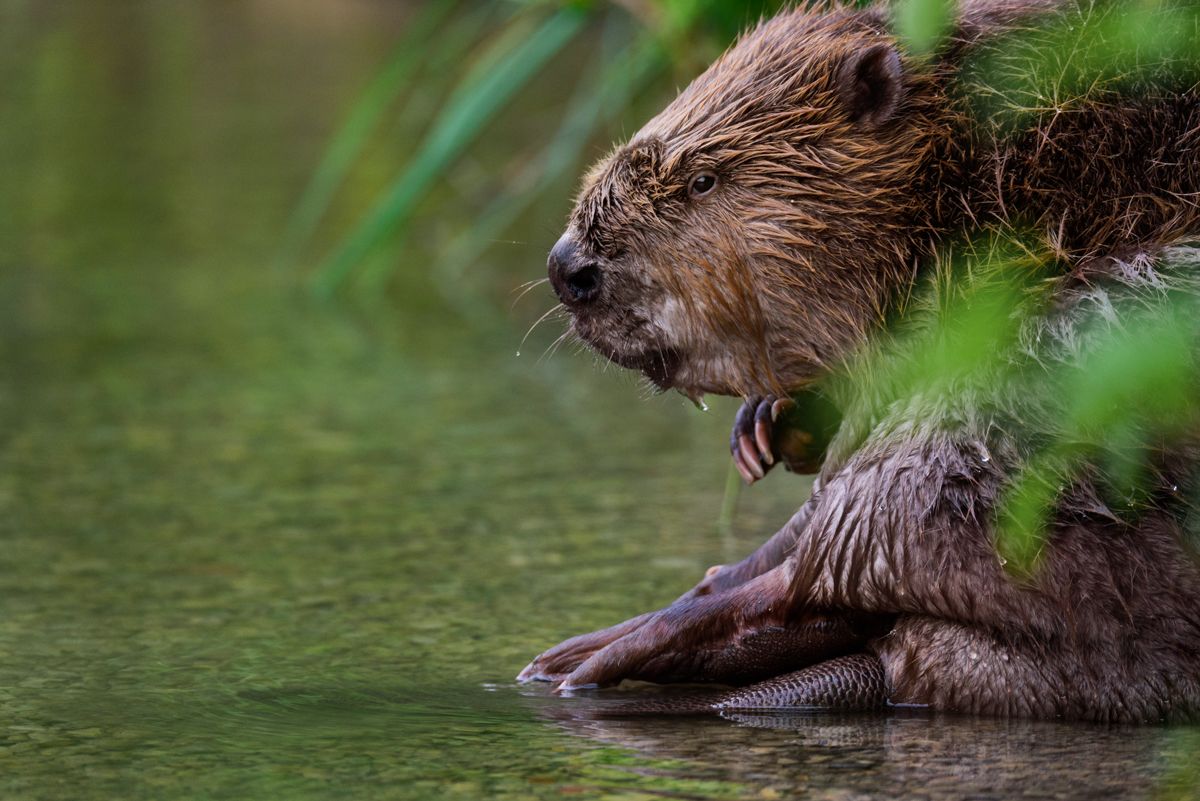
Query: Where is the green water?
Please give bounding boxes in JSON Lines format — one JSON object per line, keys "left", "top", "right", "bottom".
{"left": 1, "top": 3, "right": 1196, "bottom": 799}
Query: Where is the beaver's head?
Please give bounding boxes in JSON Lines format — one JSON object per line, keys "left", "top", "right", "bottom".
{"left": 547, "top": 8, "right": 944, "bottom": 400}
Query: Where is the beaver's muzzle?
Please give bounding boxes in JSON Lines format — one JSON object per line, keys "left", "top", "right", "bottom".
{"left": 548, "top": 233, "right": 603, "bottom": 307}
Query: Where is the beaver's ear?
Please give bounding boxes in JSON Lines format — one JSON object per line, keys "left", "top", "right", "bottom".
{"left": 836, "top": 43, "right": 904, "bottom": 128}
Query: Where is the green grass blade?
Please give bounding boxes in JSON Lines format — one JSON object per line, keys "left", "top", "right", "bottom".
{"left": 428, "top": 30, "right": 665, "bottom": 312}
{"left": 311, "top": 5, "right": 590, "bottom": 298}
{"left": 276, "top": 0, "right": 461, "bottom": 272}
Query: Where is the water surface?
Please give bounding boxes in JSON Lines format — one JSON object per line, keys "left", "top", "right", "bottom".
{"left": 1, "top": 3, "right": 1196, "bottom": 799}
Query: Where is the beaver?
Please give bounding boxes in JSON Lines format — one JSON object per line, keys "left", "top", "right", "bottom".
{"left": 518, "top": 0, "right": 1200, "bottom": 722}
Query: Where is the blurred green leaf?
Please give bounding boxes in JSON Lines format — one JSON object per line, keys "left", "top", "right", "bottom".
{"left": 997, "top": 458, "right": 1060, "bottom": 575}
{"left": 311, "top": 4, "right": 590, "bottom": 297}
{"left": 895, "top": 0, "right": 954, "bottom": 54}
{"left": 427, "top": 24, "right": 666, "bottom": 315}
{"left": 275, "top": 0, "right": 465, "bottom": 272}
{"left": 996, "top": 292, "right": 1200, "bottom": 573}
{"left": 964, "top": 0, "right": 1200, "bottom": 131}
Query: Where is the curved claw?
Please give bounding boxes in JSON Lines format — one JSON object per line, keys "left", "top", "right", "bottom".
{"left": 517, "top": 612, "right": 656, "bottom": 683}
{"left": 754, "top": 399, "right": 775, "bottom": 464}
{"left": 730, "top": 395, "right": 796, "bottom": 484}
{"left": 730, "top": 400, "right": 757, "bottom": 483}
{"left": 738, "top": 434, "right": 764, "bottom": 480}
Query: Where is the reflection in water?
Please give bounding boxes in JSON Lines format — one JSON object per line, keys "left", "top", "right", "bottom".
{"left": 523, "top": 684, "right": 1183, "bottom": 800}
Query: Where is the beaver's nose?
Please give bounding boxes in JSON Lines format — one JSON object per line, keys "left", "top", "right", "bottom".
{"left": 547, "top": 234, "right": 603, "bottom": 306}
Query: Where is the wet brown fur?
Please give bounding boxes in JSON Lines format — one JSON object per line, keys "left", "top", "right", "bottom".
{"left": 538, "top": 0, "right": 1200, "bottom": 722}
{"left": 564, "top": 0, "right": 1200, "bottom": 398}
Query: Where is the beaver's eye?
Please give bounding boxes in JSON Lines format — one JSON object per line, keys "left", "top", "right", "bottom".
{"left": 688, "top": 171, "right": 718, "bottom": 198}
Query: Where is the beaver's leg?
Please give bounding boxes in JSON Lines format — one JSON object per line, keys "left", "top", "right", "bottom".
{"left": 715, "top": 653, "right": 887, "bottom": 711}
{"left": 519, "top": 498, "right": 820, "bottom": 683}
{"left": 545, "top": 606, "right": 877, "bottom": 691}
{"left": 659, "top": 611, "right": 880, "bottom": 687}
{"left": 555, "top": 564, "right": 801, "bottom": 690}
{"left": 516, "top": 554, "right": 854, "bottom": 685}
{"left": 554, "top": 434, "right": 1037, "bottom": 692}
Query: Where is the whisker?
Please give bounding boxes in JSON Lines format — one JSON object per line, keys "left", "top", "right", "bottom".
{"left": 517, "top": 303, "right": 566, "bottom": 356}
{"left": 510, "top": 277, "right": 552, "bottom": 310}
{"left": 511, "top": 277, "right": 549, "bottom": 294}
{"left": 550, "top": 329, "right": 582, "bottom": 363}
{"left": 538, "top": 329, "right": 573, "bottom": 365}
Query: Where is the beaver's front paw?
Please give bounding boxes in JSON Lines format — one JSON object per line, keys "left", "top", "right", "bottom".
{"left": 730, "top": 395, "right": 796, "bottom": 484}
{"left": 730, "top": 391, "right": 841, "bottom": 482}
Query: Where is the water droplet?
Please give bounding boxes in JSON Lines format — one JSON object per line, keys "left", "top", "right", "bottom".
{"left": 683, "top": 390, "right": 709, "bottom": 412}
{"left": 969, "top": 651, "right": 979, "bottom": 661}
{"left": 515, "top": 351, "right": 521, "bottom": 357}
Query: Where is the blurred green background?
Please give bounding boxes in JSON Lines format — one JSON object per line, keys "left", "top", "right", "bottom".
{"left": 0, "top": 1, "right": 1196, "bottom": 799}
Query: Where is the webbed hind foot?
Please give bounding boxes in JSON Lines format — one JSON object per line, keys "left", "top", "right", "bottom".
{"left": 574, "top": 653, "right": 890, "bottom": 718}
